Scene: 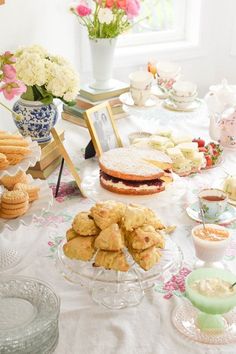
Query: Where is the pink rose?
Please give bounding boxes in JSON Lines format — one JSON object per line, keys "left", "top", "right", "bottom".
{"left": 0, "top": 80, "right": 26, "bottom": 100}
{"left": 126, "top": 0, "right": 140, "bottom": 18}
{"left": 76, "top": 4, "right": 92, "bottom": 16}
{"left": 2, "top": 64, "right": 16, "bottom": 81}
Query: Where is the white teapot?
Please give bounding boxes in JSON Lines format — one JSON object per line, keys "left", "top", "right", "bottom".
{"left": 205, "top": 79, "right": 236, "bottom": 147}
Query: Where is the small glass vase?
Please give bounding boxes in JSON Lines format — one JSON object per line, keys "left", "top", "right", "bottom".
{"left": 12, "top": 98, "right": 58, "bottom": 144}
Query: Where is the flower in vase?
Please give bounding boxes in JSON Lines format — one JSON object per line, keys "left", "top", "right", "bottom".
{"left": 126, "top": 0, "right": 140, "bottom": 18}
{"left": 76, "top": 3, "right": 92, "bottom": 16}
{"left": 13, "top": 45, "right": 79, "bottom": 105}
{"left": 0, "top": 80, "right": 26, "bottom": 100}
{"left": 117, "top": 0, "right": 126, "bottom": 10}
{"left": 98, "top": 8, "right": 113, "bottom": 24}
{"left": 2, "top": 64, "right": 16, "bottom": 81}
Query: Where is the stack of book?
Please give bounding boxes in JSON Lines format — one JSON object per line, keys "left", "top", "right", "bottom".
{"left": 62, "top": 80, "right": 129, "bottom": 128}
{"left": 27, "top": 129, "right": 65, "bottom": 179}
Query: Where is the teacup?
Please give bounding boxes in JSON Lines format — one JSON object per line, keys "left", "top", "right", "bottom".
{"left": 198, "top": 188, "right": 228, "bottom": 220}
{"left": 129, "top": 71, "right": 153, "bottom": 106}
{"left": 156, "top": 62, "right": 181, "bottom": 92}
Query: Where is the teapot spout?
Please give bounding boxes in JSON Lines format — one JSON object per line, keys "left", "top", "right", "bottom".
{"left": 209, "top": 114, "right": 220, "bottom": 141}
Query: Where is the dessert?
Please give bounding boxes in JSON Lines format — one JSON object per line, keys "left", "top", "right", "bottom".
{"left": 0, "top": 153, "right": 9, "bottom": 170}
{"left": 192, "top": 224, "right": 230, "bottom": 263}
{"left": 0, "top": 131, "right": 31, "bottom": 167}
{"left": 62, "top": 201, "right": 173, "bottom": 272}
{"left": 223, "top": 175, "right": 236, "bottom": 201}
{"left": 190, "top": 278, "right": 236, "bottom": 297}
{"left": 13, "top": 183, "right": 40, "bottom": 202}
{"left": 99, "top": 147, "right": 173, "bottom": 195}
{"left": 72, "top": 211, "right": 99, "bottom": 236}
{"left": 0, "top": 190, "right": 29, "bottom": 219}
{"left": 0, "top": 171, "right": 29, "bottom": 190}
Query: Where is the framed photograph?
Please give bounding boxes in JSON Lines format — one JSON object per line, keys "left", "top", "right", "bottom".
{"left": 84, "top": 102, "right": 123, "bottom": 156}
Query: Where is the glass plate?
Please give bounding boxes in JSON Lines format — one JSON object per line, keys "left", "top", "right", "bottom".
{"left": 172, "top": 302, "right": 236, "bottom": 345}
{"left": 0, "top": 276, "right": 60, "bottom": 347}
{"left": 0, "top": 137, "right": 41, "bottom": 178}
{"left": 56, "top": 237, "right": 183, "bottom": 309}
{"left": 80, "top": 159, "right": 187, "bottom": 208}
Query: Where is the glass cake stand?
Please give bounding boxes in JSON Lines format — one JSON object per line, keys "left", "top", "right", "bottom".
{"left": 56, "top": 237, "right": 183, "bottom": 309}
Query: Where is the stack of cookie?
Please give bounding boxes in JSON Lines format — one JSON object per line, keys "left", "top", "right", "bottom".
{"left": 0, "top": 190, "right": 29, "bottom": 219}
{"left": 63, "top": 200, "right": 171, "bottom": 272}
{"left": 0, "top": 170, "right": 40, "bottom": 219}
{"left": 0, "top": 131, "right": 31, "bottom": 168}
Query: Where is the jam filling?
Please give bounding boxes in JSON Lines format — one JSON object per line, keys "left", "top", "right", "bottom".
{"left": 100, "top": 171, "right": 164, "bottom": 188}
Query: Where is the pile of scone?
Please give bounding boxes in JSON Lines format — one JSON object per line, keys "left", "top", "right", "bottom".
{"left": 0, "top": 170, "right": 40, "bottom": 219}
{"left": 63, "top": 200, "right": 169, "bottom": 272}
{"left": 0, "top": 130, "right": 31, "bottom": 169}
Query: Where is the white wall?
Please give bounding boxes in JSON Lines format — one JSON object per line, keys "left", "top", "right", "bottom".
{"left": 1, "top": 0, "right": 236, "bottom": 131}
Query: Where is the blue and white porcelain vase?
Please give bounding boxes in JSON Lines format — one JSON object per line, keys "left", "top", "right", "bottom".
{"left": 12, "top": 98, "right": 58, "bottom": 144}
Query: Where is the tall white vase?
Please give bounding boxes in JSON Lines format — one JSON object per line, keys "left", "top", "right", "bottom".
{"left": 89, "top": 38, "right": 117, "bottom": 91}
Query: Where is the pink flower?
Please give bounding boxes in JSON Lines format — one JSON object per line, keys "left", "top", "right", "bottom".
{"left": 76, "top": 4, "right": 92, "bottom": 16}
{"left": 0, "top": 80, "right": 26, "bottom": 100}
{"left": 126, "top": 0, "right": 140, "bottom": 18}
{"left": 2, "top": 64, "right": 16, "bottom": 81}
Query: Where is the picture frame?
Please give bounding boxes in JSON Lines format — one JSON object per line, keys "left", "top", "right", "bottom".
{"left": 84, "top": 102, "right": 123, "bottom": 156}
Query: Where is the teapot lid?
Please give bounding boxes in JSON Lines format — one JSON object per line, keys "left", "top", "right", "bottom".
{"left": 209, "top": 79, "right": 236, "bottom": 95}
{"left": 221, "top": 107, "right": 236, "bottom": 120}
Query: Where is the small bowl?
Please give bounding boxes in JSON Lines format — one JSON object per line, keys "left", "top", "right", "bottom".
{"left": 128, "top": 132, "right": 152, "bottom": 144}
{"left": 192, "top": 224, "right": 230, "bottom": 264}
{"left": 172, "top": 81, "right": 197, "bottom": 97}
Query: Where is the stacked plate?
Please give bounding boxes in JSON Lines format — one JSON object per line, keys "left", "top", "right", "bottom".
{"left": 168, "top": 81, "right": 199, "bottom": 110}
{"left": 0, "top": 276, "right": 60, "bottom": 354}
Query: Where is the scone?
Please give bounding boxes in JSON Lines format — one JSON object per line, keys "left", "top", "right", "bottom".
{"left": 129, "top": 246, "right": 161, "bottom": 271}
{"left": 66, "top": 228, "right": 79, "bottom": 242}
{"left": 95, "top": 223, "right": 124, "bottom": 251}
{"left": 72, "top": 211, "right": 99, "bottom": 236}
{"left": 127, "top": 225, "right": 165, "bottom": 250}
{"left": 63, "top": 236, "right": 96, "bottom": 261}
{"left": 94, "top": 250, "right": 130, "bottom": 272}
{"left": 90, "top": 200, "right": 126, "bottom": 230}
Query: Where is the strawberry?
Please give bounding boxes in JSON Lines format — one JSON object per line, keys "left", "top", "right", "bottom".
{"left": 199, "top": 147, "right": 207, "bottom": 153}
{"left": 205, "top": 155, "right": 213, "bottom": 167}
{"left": 193, "top": 138, "right": 205, "bottom": 148}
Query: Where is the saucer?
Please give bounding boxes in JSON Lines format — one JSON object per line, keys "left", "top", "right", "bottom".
{"left": 186, "top": 201, "right": 236, "bottom": 225}
{"left": 151, "top": 85, "right": 168, "bottom": 99}
{"left": 163, "top": 98, "right": 201, "bottom": 112}
{"left": 119, "top": 92, "right": 158, "bottom": 109}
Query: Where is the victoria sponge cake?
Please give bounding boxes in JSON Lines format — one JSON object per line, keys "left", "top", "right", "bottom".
{"left": 99, "top": 148, "right": 173, "bottom": 195}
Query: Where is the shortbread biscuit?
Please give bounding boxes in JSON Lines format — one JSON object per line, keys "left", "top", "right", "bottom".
{"left": 72, "top": 211, "right": 99, "bottom": 236}
{"left": 90, "top": 200, "right": 126, "bottom": 230}
{"left": 0, "top": 205, "right": 28, "bottom": 219}
{"left": 0, "top": 146, "right": 31, "bottom": 156}
{"left": 0, "top": 171, "right": 29, "bottom": 190}
{"left": 94, "top": 250, "right": 130, "bottom": 272}
{"left": 0, "top": 133, "right": 23, "bottom": 140}
{"left": 0, "top": 153, "right": 9, "bottom": 170}
{"left": 63, "top": 236, "right": 96, "bottom": 261}
{"left": 1, "top": 200, "right": 28, "bottom": 210}
{"left": 13, "top": 183, "right": 40, "bottom": 202}
{"left": 0, "top": 139, "right": 29, "bottom": 147}
{"left": 66, "top": 228, "right": 79, "bottom": 242}
{"left": 2, "top": 190, "right": 29, "bottom": 205}
{"left": 5, "top": 154, "right": 24, "bottom": 165}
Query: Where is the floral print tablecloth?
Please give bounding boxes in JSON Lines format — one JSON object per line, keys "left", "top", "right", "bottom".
{"left": 5, "top": 102, "right": 236, "bottom": 354}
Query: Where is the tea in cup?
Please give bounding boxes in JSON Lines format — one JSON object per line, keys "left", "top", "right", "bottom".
{"left": 198, "top": 188, "right": 228, "bottom": 220}
{"left": 129, "top": 71, "right": 153, "bottom": 106}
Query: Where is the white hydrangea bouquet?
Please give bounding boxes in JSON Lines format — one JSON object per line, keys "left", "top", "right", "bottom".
{"left": 15, "top": 45, "right": 79, "bottom": 105}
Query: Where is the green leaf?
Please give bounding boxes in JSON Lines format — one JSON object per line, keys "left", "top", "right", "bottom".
{"left": 40, "top": 95, "right": 53, "bottom": 105}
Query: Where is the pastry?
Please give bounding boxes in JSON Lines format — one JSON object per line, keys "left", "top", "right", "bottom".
{"left": 94, "top": 250, "right": 130, "bottom": 272}
{"left": 0, "top": 190, "right": 29, "bottom": 219}
{"left": 63, "top": 236, "right": 95, "bottom": 261}
{"left": 95, "top": 223, "right": 124, "bottom": 251}
{"left": 0, "top": 133, "right": 24, "bottom": 140}
{"left": 0, "top": 153, "right": 9, "bottom": 170}
{"left": 66, "top": 228, "right": 79, "bottom": 241}
{"left": 0, "top": 146, "right": 31, "bottom": 156}
{"left": 0, "top": 139, "right": 29, "bottom": 147}
{"left": 129, "top": 245, "right": 161, "bottom": 271}
{"left": 90, "top": 200, "right": 125, "bottom": 230}
{"left": 128, "top": 225, "right": 165, "bottom": 250}
{"left": 0, "top": 171, "right": 29, "bottom": 190}
{"left": 223, "top": 176, "right": 236, "bottom": 201}
{"left": 99, "top": 147, "right": 172, "bottom": 195}
{"left": 72, "top": 211, "right": 99, "bottom": 236}
{"left": 13, "top": 183, "right": 40, "bottom": 202}
{"left": 122, "top": 204, "right": 163, "bottom": 231}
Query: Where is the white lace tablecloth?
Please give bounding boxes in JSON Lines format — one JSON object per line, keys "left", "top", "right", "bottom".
{"left": 4, "top": 100, "right": 236, "bottom": 354}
